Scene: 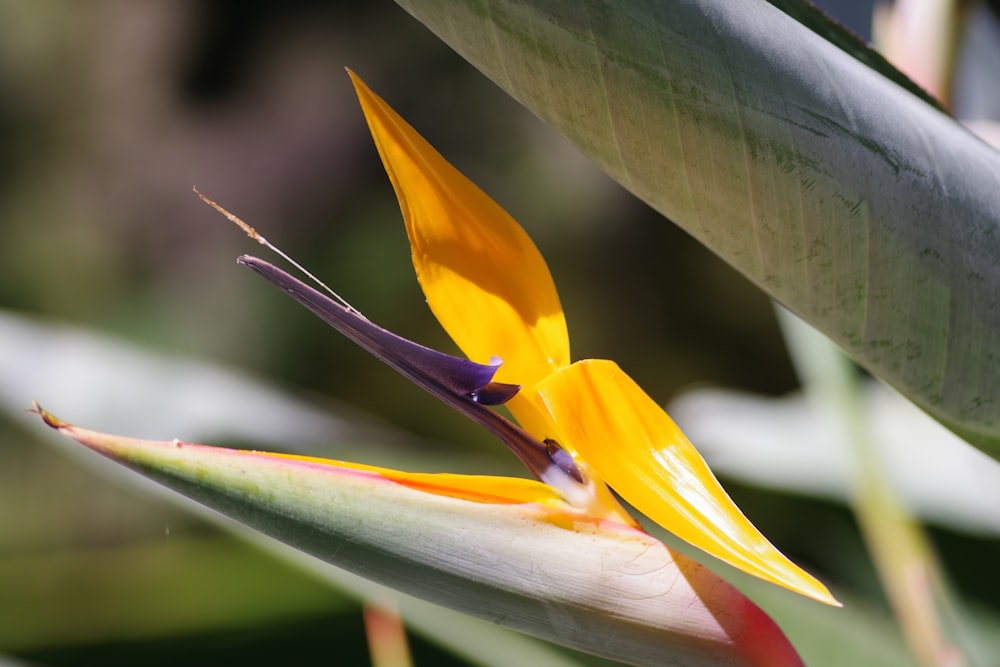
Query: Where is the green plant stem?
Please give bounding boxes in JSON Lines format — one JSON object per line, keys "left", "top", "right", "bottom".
{"left": 776, "top": 306, "right": 970, "bottom": 667}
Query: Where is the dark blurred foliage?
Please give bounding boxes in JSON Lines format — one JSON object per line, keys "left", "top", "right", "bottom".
{"left": 26, "top": 615, "right": 467, "bottom": 667}
{"left": 2, "top": 2, "right": 996, "bottom": 666}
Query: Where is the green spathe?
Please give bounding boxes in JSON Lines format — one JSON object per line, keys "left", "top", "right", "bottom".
{"left": 36, "top": 405, "right": 802, "bottom": 667}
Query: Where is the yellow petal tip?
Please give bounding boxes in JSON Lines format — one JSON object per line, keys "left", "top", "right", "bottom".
{"left": 521, "top": 359, "right": 842, "bottom": 605}
{"left": 348, "top": 70, "right": 570, "bottom": 386}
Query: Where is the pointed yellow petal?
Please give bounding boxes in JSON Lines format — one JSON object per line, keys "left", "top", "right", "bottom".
{"left": 253, "top": 449, "right": 570, "bottom": 508}
{"left": 349, "top": 71, "right": 569, "bottom": 386}
{"left": 515, "top": 360, "right": 840, "bottom": 606}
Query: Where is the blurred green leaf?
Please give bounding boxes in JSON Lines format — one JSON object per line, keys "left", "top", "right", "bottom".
{"left": 0, "top": 537, "right": 353, "bottom": 653}
{"left": 670, "top": 382, "right": 1000, "bottom": 536}
{"left": 0, "top": 309, "right": 505, "bottom": 474}
{"left": 0, "top": 309, "right": 344, "bottom": 447}
{"left": 394, "top": 0, "right": 1000, "bottom": 458}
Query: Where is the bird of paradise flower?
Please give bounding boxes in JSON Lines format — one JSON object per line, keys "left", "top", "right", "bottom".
{"left": 35, "top": 69, "right": 838, "bottom": 667}
{"left": 222, "top": 70, "right": 835, "bottom": 607}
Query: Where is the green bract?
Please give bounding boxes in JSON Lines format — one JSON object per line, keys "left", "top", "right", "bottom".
{"left": 36, "top": 406, "right": 802, "bottom": 667}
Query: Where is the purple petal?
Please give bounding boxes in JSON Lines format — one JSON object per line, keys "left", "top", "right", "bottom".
{"left": 238, "top": 256, "right": 582, "bottom": 489}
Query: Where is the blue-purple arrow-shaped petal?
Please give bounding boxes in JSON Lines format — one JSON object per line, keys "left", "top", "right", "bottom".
{"left": 238, "top": 255, "right": 583, "bottom": 487}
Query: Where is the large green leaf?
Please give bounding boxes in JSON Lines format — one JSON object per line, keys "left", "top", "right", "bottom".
{"left": 392, "top": 0, "right": 1000, "bottom": 458}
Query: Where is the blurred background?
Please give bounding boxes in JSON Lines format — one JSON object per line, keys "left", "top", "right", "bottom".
{"left": 1, "top": 2, "right": 998, "bottom": 665}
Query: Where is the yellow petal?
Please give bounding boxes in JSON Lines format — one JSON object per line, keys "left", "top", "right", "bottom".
{"left": 253, "top": 449, "right": 569, "bottom": 508}
{"left": 515, "top": 359, "right": 840, "bottom": 606}
{"left": 349, "top": 70, "right": 569, "bottom": 386}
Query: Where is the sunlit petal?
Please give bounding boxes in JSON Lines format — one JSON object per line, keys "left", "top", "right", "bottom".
{"left": 243, "top": 454, "right": 570, "bottom": 508}
{"left": 349, "top": 70, "right": 569, "bottom": 387}
{"left": 516, "top": 360, "right": 840, "bottom": 606}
